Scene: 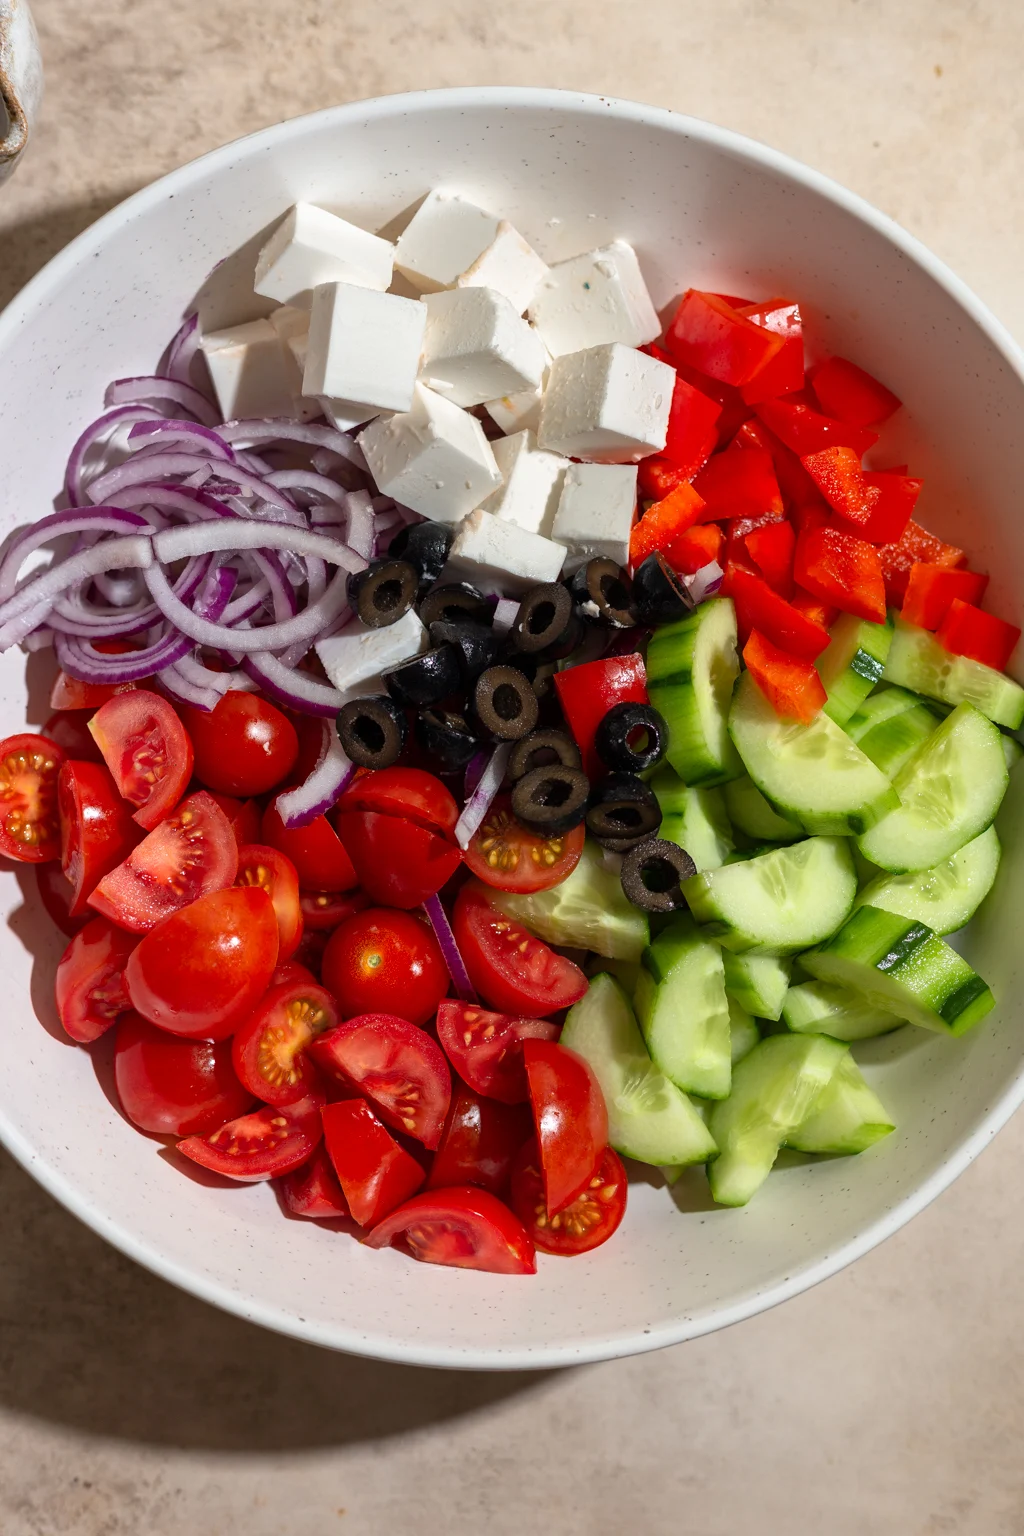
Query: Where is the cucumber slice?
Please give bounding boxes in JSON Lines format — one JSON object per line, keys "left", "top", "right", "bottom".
{"left": 782, "top": 979, "right": 902, "bottom": 1040}
{"left": 707, "top": 1034, "right": 848, "bottom": 1205}
{"left": 729, "top": 671, "right": 899, "bottom": 836}
{"left": 722, "top": 950, "right": 792, "bottom": 1021}
{"left": 852, "top": 844, "right": 884, "bottom": 889}
{"left": 845, "top": 685, "right": 940, "bottom": 777}
{"left": 647, "top": 597, "right": 742, "bottom": 785}
{"left": 801, "top": 904, "right": 995, "bottom": 1036}
{"left": 857, "top": 702, "right": 1008, "bottom": 872}
{"left": 486, "top": 841, "right": 649, "bottom": 961}
{"left": 856, "top": 825, "right": 1000, "bottom": 935}
{"left": 816, "top": 612, "right": 893, "bottom": 727}
{"left": 561, "top": 972, "right": 717, "bottom": 1165}
{"left": 1002, "top": 734, "right": 1023, "bottom": 772}
{"left": 723, "top": 774, "right": 802, "bottom": 842}
{"left": 652, "top": 768, "right": 734, "bottom": 873}
{"left": 883, "top": 617, "right": 1024, "bottom": 730}
{"left": 785, "top": 1052, "right": 895, "bottom": 1155}
{"left": 729, "top": 997, "right": 761, "bottom": 1064}
{"left": 683, "top": 836, "right": 857, "bottom": 955}
{"left": 634, "top": 915, "right": 731, "bottom": 1098}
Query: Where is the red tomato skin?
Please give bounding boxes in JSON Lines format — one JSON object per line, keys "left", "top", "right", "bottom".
{"left": 177, "top": 1092, "right": 324, "bottom": 1182}
{"left": 125, "top": 887, "right": 280, "bottom": 1040}
{"left": 88, "top": 690, "right": 193, "bottom": 831}
{"left": 336, "top": 767, "right": 459, "bottom": 837}
{"left": 278, "top": 1145, "right": 350, "bottom": 1219}
{"left": 310, "top": 1013, "right": 452, "bottom": 1149}
{"left": 523, "top": 1039, "right": 609, "bottom": 1215}
{"left": 270, "top": 960, "right": 319, "bottom": 989}
{"left": 36, "top": 863, "right": 89, "bottom": 937}
{"left": 321, "top": 908, "right": 448, "bottom": 1025}
{"left": 435, "top": 1000, "right": 560, "bottom": 1104}
{"left": 49, "top": 672, "right": 132, "bottom": 712}
{"left": 464, "top": 796, "right": 585, "bottom": 894}
{"left": 205, "top": 794, "right": 263, "bottom": 850}
{"left": 114, "top": 1010, "right": 254, "bottom": 1135}
{"left": 364, "top": 1185, "right": 537, "bottom": 1274}
{"left": 179, "top": 692, "right": 299, "bottom": 798}
{"left": 427, "top": 1085, "right": 532, "bottom": 1196}
{"left": 88, "top": 790, "right": 238, "bottom": 933}
{"left": 334, "top": 810, "right": 463, "bottom": 910}
{"left": 0, "top": 732, "right": 65, "bottom": 863}
{"left": 55, "top": 917, "right": 136, "bottom": 1043}
{"left": 510, "top": 1140, "right": 627, "bottom": 1256}
{"left": 43, "top": 711, "right": 105, "bottom": 764}
{"left": 452, "top": 884, "right": 589, "bottom": 1017}
{"left": 262, "top": 798, "right": 357, "bottom": 892}
{"left": 57, "top": 760, "right": 140, "bottom": 917}
{"left": 321, "top": 1098, "right": 425, "bottom": 1226}
{"left": 300, "top": 887, "right": 371, "bottom": 931}
{"left": 230, "top": 979, "right": 337, "bottom": 1106}
{"left": 235, "top": 843, "right": 303, "bottom": 962}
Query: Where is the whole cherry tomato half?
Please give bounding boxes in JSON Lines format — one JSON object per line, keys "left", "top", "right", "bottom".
{"left": 278, "top": 1144, "right": 350, "bottom": 1220}
{"left": 179, "top": 692, "right": 298, "bottom": 798}
{"left": 89, "top": 790, "right": 238, "bottom": 933}
{"left": 206, "top": 793, "right": 262, "bottom": 850}
{"left": 262, "top": 796, "right": 357, "bottom": 893}
{"left": 49, "top": 641, "right": 141, "bottom": 712}
{"left": 231, "top": 977, "right": 338, "bottom": 1106}
{"left": 452, "top": 883, "right": 588, "bottom": 1017}
{"left": 364, "top": 1186, "right": 537, "bottom": 1274}
{"left": 321, "top": 1098, "right": 425, "bottom": 1226}
{"left": 510, "top": 1140, "right": 626, "bottom": 1256}
{"left": 435, "top": 1000, "right": 559, "bottom": 1104}
{"left": 235, "top": 843, "right": 303, "bottom": 962}
{"left": 54, "top": 917, "right": 136, "bottom": 1043}
{"left": 57, "top": 760, "right": 140, "bottom": 917}
{"left": 336, "top": 767, "right": 459, "bottom": 837}
{"left": 321, "top": 908, "right": 448, "bottom": 1025}
{"left": 427, "top": 1084, "right": 532, "bottom": 1197}
{"left": 114, "top": 1010, "right": 254, "bottom": 1136}
{"left": 177, "top": 1091, "right": 324, "bottom": 1182}
{"left": 0, "top": 732, "right": 65, "bottom": 863}
{"left": 310, "top": 1013, "right": 451, "bottom": 1148}
{"left": 300, "top": 887, "right": 370, "bottom": 932}
{"left": 523, "top": 1039, "right": 608, "bottom": 1215}
{"left": 88, "top": 690, "right": 193, "bottom": 830}
{"left": 334, "top": 810, "right": 462, "bottom": 910}
{"left": 465, "top": 796, "right": 585, "bottom": 894}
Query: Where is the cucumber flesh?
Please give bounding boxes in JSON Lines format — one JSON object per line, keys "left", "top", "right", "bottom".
{"left": 856, "top": 825, "right": 1000, "bottom": 935}
{"left": 782, "top": 979, "right": 902, "bottom": 1041}
{"left": 883, "top": 617, "right": 1024, "bottom": 730}
{"left": 683, "top": 835, "right": 857, "bottom": 955}
{"left": 647, "top": 597, "right": 742, "bottom": 786}
{"left": 857, "top": 702, "right": 1008, "bottom": 872}
{"left": 845, "top": 685, "right": 940, "bottom": 777}
{"left": 561, "top": 972, "right": 717, "bottom": 1165}
{"left": 1002, "top": 734, "right": 1024, "bottom": 772}
{"left": 722, "top": 949, "right": 792, "bottom": 1021}
{"left": 729, "top": 670, "right": 899, "bottom": 836}
{"left": 723, "top": 774, "right": 802, "bottom": 843}
{"left": 651, "top": 769, "right": 734, "bottom": 873}
{"left": 634, "top": 915, "right": 732, "bottom": 1099}
{"left": 729, "top": 997, "right": 761, "bottom": 1064}
{"left": 816, "top": 612, "right": 893, "bottom": 727}
{"left": 485, "top": 841, "right": 649, "bottom": 961}
{"left": 785, "top": 1052, "right": 895, "bottom": 1155}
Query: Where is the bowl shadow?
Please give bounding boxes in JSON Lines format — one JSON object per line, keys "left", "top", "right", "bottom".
{"left": 0, "top": 190, "right": 143, "bottom": 314}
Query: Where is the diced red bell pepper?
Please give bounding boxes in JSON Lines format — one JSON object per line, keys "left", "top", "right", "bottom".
{"left": 733, "top": 416, "right": 826, "bottom": 514}
{"left": 801, "top": 447, "right": 920, "bottom": 545}
{"left": 725, "top": 510, "right": 785, "bottom": 570}
{"left": 858, "top": 471, "right": 921, "bottom": 545}
{"left": 665, "top": 289, "right": 786, "bottom": 386}
{"left": 553, "top": 654, "right": 649, "bottom": 779}
{"left": 641, "top": 342, "right": 673, "bottom": 364}
{"left": 810, "top": 356, "right": 901, "bottom": 427}
{"left": 690, "top": 444, "right": 783, "bottom": 522}
{"left": 637, "top": 458, "right": 687, "bottom": 502}
{"left": 662, "top": 373, "right": 722, "bottom": 476}
{"left": 321, "top": 1098, "right": 424, "bottom": 1228}
{"left": 722, "top": 565, "right": 831, "bottom": 660}
{"left": 794, "top": 525, "right": 886, "bottom": 624}
{"left": 743, "top": 629, "right": 826, "bottom": 724}
{"left": 877, "top": 519, "right": 966, "bottom": 604}
{"left": 744, "top": 519, "right": 796, "bottom": 598}
{"left": 710, "top": 292, "right": 756, "bottom": 308}
{"left": 936, "top": 600, "right": 1020, "bottom": 672}
{"left": 791, "top": 586, "right": 838, "bottom": 630}
{"left": 755, "top": 398, "right": 879, "bottom": 458}
{"left": 901, "top": 564, "right": 990, "bottom": 630}
{"left": 663, "top": 522, "right": 724, "bottom": 575}
{"left": 738, "top": 300, "right": 804, "bottom": 405}
{"left": 673, "top": 361, "right": 752, "bottom": 447}
{"left": 629, "top": 481, "right": 706, "bottom": 566}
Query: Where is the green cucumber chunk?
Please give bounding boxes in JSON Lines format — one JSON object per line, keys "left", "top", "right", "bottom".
{"left": 729, "top": 997, "right": 761, "bottom": 1064}
{"left": 856, "top": 825, "right": 1000, "bottom": 935}
{"left": 561, "top": 972, "right": 717, "bottom": 1165}
{"left": 729, "top": 670, "right": 899, "bottom": 836}
{"left": 816, "top": 612, "right": 893, "bottom": 727}
{"left": 647, "top": 597, "right": 742, "bottom": 785}
{"left": 801, "top": 904, "right": 995, "bottom": 1036}
{"left": 722, "top": 950, "right": 792, "bottom": 1021}
{"left": 1002, "top": 734, "right": 1024, "bottom": 772}
{"left": 652, "top": 768, "right": 734, "bottom": 872}
{"left": 883, "top": 617, "right": 1024, "bottom": 730}
{"left": 785, "top": 1052, "right": 895, "bottom": 1155}
{"left": 634, "top": 915, "right": 732, "bottom": 1099}
{"left": 782, "top": 979, "right": 902, "bottom": 1041}
{"left": 723, "top": 773, "right": 802, "bottom": 842}
{"left": 845, "top": 685, "right": 940, "bottom": 777}
{"left": 683, "top": 835, "right": 857, "bottom": 955}
{"left": 857, "top": 702, "right": 1008, "bottom": 872}
{"left": 485, "top": 840, "right": 648, "bottom": 961}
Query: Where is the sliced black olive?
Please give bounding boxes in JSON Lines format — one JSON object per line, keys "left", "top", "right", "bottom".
{"left": 428, "top": 618, "right": 501, "bottom": 682}
{"left": 383, "top": 644, "right": 463, "bottom": 708}
{"left": 346, "top": 559, "right": 419, "bottom": 629}
{"left": 632, "top": 552, "right": 696, "bottom": 626}
{"left": 507, "top": 728, "right": 582, "bottom": 782}
{"left": 415, "top": 708, "right": 481, "bottom": 772}
{"left": 419, "top": 582, "right": 493, "bottom": 628}
{"left": 335, "top": 695, "right": 407, "bottom": 770}
{"left": 595, "top": 701, "right": 669, "bottom": 773}
{"left": 511, "top": 765, "right": 590, "bottom": 835}
{"left": 473, "top": 664, "right": 540, "bottom": 741}
{"left": 620, "top": 837, "right": 697, "bottom": 912}
{"left": 568, "top": 558, "right": 638, "bottom": 628}
{"left": 387, "top": 519, "right": 454, "bottom": 590}
{"left": 509, "top": 583, "right": 575, "bottom": 654}
{"left": 586, "top": 772, "right": 663, "bottom": 848}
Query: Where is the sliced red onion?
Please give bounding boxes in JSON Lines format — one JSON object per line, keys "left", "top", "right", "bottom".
{"left": 464, "top": 749, "right": 489, "bottom": 799}
{"left": 63, "top": 405, "right": 164, "bottom": 505}
{"left": 173, "top": 652, "right": 258, "bottom": 697}
{"left": 87, "top": 452, "right": 302, "bottom": 522}
{"left": 161, "top": 313, "right": 204, "bottom": 387}
{"left": 345, "top": 491, "right": 375, "bottom": 560}
{"left": 492, "top": 598, "right": 520, "bottom": 636}
{"left": 685, "top": 560, "right": 725, "bottom": 604}
{"left": 454, "top": 742, "right": 512, "bottom": 850}
{"left": 0, "top": 536, "right": 154, "bottom": 648}
{"left": 422, "top": 894, "right": 478, "bottom": 1004}
{"left": 157, "top": 662, "right": 222, "bottom": 712}
{"left": 105, "top": 376, "right": 219, "bottom": 428}
{"left": 152, "top": 519, "right": 364, "bottom": 571}
{"left": 93, "top": 569, "right": 145, "bottom": 607}
{"left": 0, "top": 507, "right": 152, "bottom": 602}
{"left": 275, "top": 720, "right": 355, "bottom": 829}
{"left": 54, "top": 565, "right": 237, "bottom": 681}
{"left": 219, "top": 419, "right": 367, "bottom": 470}
{"left": 144, "top": 561, "right": 350, "bottom": 654}
{"left": 48, "top": 553, "right": 211, "bottom": 638}
{"left": 242, "top": 651, "right": 349, "bottom": 717}
{"left": 128, "top": 419, "right": 236, "bottom": 460}
{"left": 265, "top": 468, "right": 347, "bottom": 504}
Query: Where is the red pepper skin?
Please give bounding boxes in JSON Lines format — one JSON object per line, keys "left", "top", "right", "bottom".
{"left": 722, "top": 565, "right": 831, "bottom": 661}
{"left": 936, "top": 600, "right": 1021, "bottom": 672}
{"left": 810, "top": 356, "right": 901, "bottom": 427}
{"left": 744, "top": 519, "right": 796, "bottom": 599}
{"left": 733, "top": 417, "right": 827, "bottom": 514}
{"left": 725, "top": 511, "right": 785, "bottom": 572}
{"left": 662, "top": 373, "right": 722, "bottom": 475}
{"left": 791, "top": 587, "right": 839, "bottom": 631}
{"left": 690, "top": 444, "right": 783, "bottom": 522}
{"left": 673, "top": 361, "right": 752, "bottom": 447}
{"left": 877, "top": 519, "right": 966, "bottom": 604}
{"left": 553, "top": 655, "right": 648, "bottom": 779}
{"left": 755, "top": 398, "right": 879, "bottom": 459}
{"left": 666, "top": 290, "right": 786, "bottom": 386}
{"left": 738, "top": 300, "right": 804, "bottom": 405}
{"left": 664, "top": 521, "right": 724, "bottom": 575}
{"left": 743, "top": 629, "right": 827, "bottom": 723}
{"left": 901, "top": 564, "right": 990, "bottom": 630}
{"left": 637, "top": 458, "right": 688, "bottom": 502}
{"left": 794, "top": 525, "right": 887, "bottom": 624}
{"left": 801, "top": 447, "right": 920, "bottom": 545}
{"left": 629, "top": 482, "right": 706, "bottom": 566}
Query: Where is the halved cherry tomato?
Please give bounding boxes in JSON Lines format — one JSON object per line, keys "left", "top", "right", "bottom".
{"left": 278, "top": 1145, "right": 350, "bottom": 1219}
{"left": 435, "top": 999, "right": 560, "bottom": 1104}
{"left": 114, "top": 1010, "right": 253, "bottom": 1135}
{"left": 235, "top": 843, "right": 303, "bottom": 962}
{"left": 49, "top": 672, "right": 135, "bottom": 712}
{"left": 300, "top": 887, "right": 370, "bottom": 932}
{"left": 54, "top": 917, "right": 136, "bottom": 1043}
{"left": 364, "top": 1186, "right": 536, "bottom": 1274}
{"left": 43, "top": 711, "right": 104, "bottom": 764}
{"left": 293, "top": 928, "right": 328, "bottom": 978}
{"left": 36, "top": 862, "right": 89, "bottom": 937}
{"left": 321, "top": 908, "right": 448, "bottom": 1025}
{"left": 89, "top": 790, "right": 238, "bottom": 933}
{"left": 177, "top": 1091, "right": 324, "bottom": 1182}
{"left": 465, "top": 796, "right": 585, "bottom": 894}
{"left": 88, "top": 690, "right": 193, "bottom": 830}
{"left": 57, "top": 760, "right": 140, "bottom": 917}
{"left": 452, "top": 883, "right": 589, "bottom": 1017}
{"left": 310, "top": 1013, "right": 451, "bottom": 1148}
{"left": 125, "top": 886, "right": 279, "bottom": 1039}
{"left": 523, "top": 1038, "right": 608, "bottom": 1215}
{"left": 262, "top": 796, "right": 357, "bottom": 892}
{"left": 178, "top": 692, "right": 298, "bottom": 797}
{"left": 0, "top": 732, "right": 64, "bottom": 863}
{"left": 427, "top": 1085, "right": 532, "bottom": 1195}
{"left": 231, "top": 978, "right": 337, "bottom": 1106}
{"left": 336, "top": 767, "right": 459, "bottom": 838}
{"left": 270, "top": 960, "right": 319, "bottom": 989}
{"left": 334, "top": 810, "right": 462, "bottom": 910}
{"left": 206, "top": 792, "right": 262, "bottom": 850}
{"left": 321, "top": 1098, "right": 425, "bottom": 1225}
{"left": 510, "top": 1140, "right": 626, "bottom": 1256}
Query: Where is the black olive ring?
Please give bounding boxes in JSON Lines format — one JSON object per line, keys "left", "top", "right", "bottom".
{"left": 568, "top": 558, "right": 638, "bottom": 629}
{"left": 383, "top": 644, "right": 463, "bottom": 707}
{"left": 585, "top": 772, "right": 663, "bottom": 848}
{"left": 473, "top": 664, "right": 540, "bottom": 741}
{"left": 620, "top": 837, "right": 697, "bottom": 913}
{"left": 346, "top": 559, "right": 420, "bottom": 629}
{"left": 511, "top": 765, "right": 591, "bottom": 836}
{"left": 507, "top": 728, "right": 582, "bottom": 782}
{"left": 595, "top": 701, "right": 669, "bottom": 774}
{"left": 335, "top": 696, "right": 408, "bottom": 770}
{"left": 415, "top": 708, "right": 481, "bottom": 772}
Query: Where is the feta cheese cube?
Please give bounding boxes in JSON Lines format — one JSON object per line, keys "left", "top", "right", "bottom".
{"left": 481, "top": 430, "right": 568, "bottom": 537}
{"left": 303, "top": 282, "right": 426, "bottom": 419}
{"left": 528, "top": 240, "right": 661, "bottom": 358}
{"left": 316, "top": 608, "right": 427, "bottom": 693}
{"left": 394, "top": 191, "right": 501, "bottom": 293}
{"left": 358, "top": 384, "right": 501, "bottom": 523}
{"left": 537, "top": 344, "right": 674, "bottom": 463}
{"left": 200, "top": 318, "right": 317, "bottom": 422}
{"left": 254, "top": 203, "right": 394, "bottom": 308}
{"left": 484, "top": 348, "right": 550, "bottom": 435}
{"left": 319, "top": 398, "right": 382, "bottom": 433}
{"left": 448, "top": 508, "right": 567, "bottom": 593}
{"left": 456, "top": 221, "right": 550, "bottom": 314}
{"left": 419, "top": 288, "right": 546, "bottom": 409}
{"left": 551, "top": 462, "right": 639, "bottom": 569}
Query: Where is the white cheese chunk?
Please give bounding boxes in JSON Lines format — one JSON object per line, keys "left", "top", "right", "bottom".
{"left": 481, "top": 430, "right": 568, "bottom": 537}
{"left": 419, "top": 288, "right": 546, "bottom": 409}
{"left": 303, "top": 282, "right": 426, "bottom": 420}
{"left": 358, "top": 383, "right": 501, "bottom": 523}
{"left": 394, "top": 191, "right": 501, "bottom": 294}
{"left": 315, "top": 608, "right": 427, "bottom": 693}
{"left": 447, "top": 508, "right": 567, "bottom": 593}
{"left": 484, "top": 382, "right": 544, "bottom": 435}
{"left": 537, "top": 344, "right": 674, "bottom": 463}
{"left": 551, "top": 462, "right": 639, "bottom": 569}
{"left": 456, "top": 221, "right": 550, "bottom": 314}
{"left": 200, "top": 319, "right": 317, "bottom": 422}
{"left": 254, "top": 203, "right": 394, "bottom": 308}
{"left": 269, "top": 306, "right": 377, "bottom": 430}
{"left": 528, "top": 240, "right": 661, "bottom": 357}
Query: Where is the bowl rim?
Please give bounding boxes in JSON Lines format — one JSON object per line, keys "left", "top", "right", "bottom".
{"left": 3, "top": 83, "right": 1024, "bottom": 1371}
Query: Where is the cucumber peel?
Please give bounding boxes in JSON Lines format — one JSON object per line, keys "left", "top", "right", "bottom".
{"left": 683, "top": 835, "right": 857, "bottom": 955}
{"left": 635, "top": 915, "right": 732, "bottom": 1099}
{"left": 856, "top": 825, "right": 1000, "bottom": 935}
{"left": 785, "top": 1052, "right": 895, "bottom": 1155}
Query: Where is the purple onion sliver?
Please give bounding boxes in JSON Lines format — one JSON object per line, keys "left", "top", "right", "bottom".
{"left": 492, "top": 598, "right": 520, "bottom": 636}
{"left": 128, "top": 418, "right": 236, "bottom": 460}
{"left": 422, "top": 894, "right": 478, "bottom": 1005}
{"left": 160, "top": 313, "right": 204, "bottom": 387}
{"left": 157, "top": 662, "right": 221, "bottom": 713}
{"left": 0, "top": 507, "right": 152, "bottom": 602}
{"left": 242, "top": 652, "right": 348, "bottom": 716}
{"left": 685, "top": 560, "right": 725, "bottom": 604}
{"left": 464, "top": 749, "right": 490, "bottom": 800}
{"left": 219, "top": 419, "right": 368, "bottom": 469}
{"left": 276, "top": 723, "right": 355, "bottom": 829}
{"left": 105, "top": 376, "right": 220, "bottom": 428}
{"left": 63, "top": 405, "right": 165, "bottom": 505}
{"left": 0, "top": 535, "right": 153, "bottom": 649}
{"left": 454, "top": 742, "right": 512, "bottom": 850}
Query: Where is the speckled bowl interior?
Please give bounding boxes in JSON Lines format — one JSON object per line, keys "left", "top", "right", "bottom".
{"left": 2, "top": 88, "right": 1023, "bottom": 1368}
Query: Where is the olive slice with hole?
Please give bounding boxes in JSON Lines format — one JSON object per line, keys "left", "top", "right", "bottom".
{"left": 415, "top": 708, "right": 481, "bottom": 772}
{"left": 511, "top": 764, "right": 590, "bottom": 835}
{"left": 383, "top": 644, "right": 463, "bottom": 708}
{"left": 632, "top": 552, "right": 696, "bottom": 627}
{"left": 387, "top": 519, "right": 454, "bottom": 589}
{"left": 428, "top": 618, "right": 501, "bottom": 682}
{"left": 335, "top": 696, "right": 407, "bottom": 770}
{"left": 509, "top": 583, "right": 575, "bottom": 654}
{"left": 507, "top": 728, "right": 582, "bottom": 782}
{"left": 568, "top": 558, "right": 638, "bottom": 628}
{"left": 585, "top": 772, "right": 663, "bottom": 847}
{"left": 473, "top": 664, "right": 540, "bottom": 741}
{"left": 346, "top": 559, "right": 420, "bottom": 629}
{"left": 419, "top": 582, "right": 493, "bottom": 629}
{"left": 595, "top": 701, "right": 669, "bottom": 773}
{"left": 620, "top": 837, "right": 697, "bottom": 912}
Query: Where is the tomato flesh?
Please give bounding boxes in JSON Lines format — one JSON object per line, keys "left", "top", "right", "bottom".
{"left": 235, "top": 842, "right": 303, "bottom": 962}
{"left": 452, "top": 883, "right": 588, "bottom": 1017}
{"left": 510, "top": 1141, "right": 626, "bottom": 1255}
{"left": 114, "top": 1010, "right": 253, "bottom": 1135}
{"left": 0, "top": 732, "right": 64, "bottom": 862}
{"left": 523, "top": 1039, "right": 609, "bottom": 1215}
{"left": 54, "top": 917, "right": 136, "bottom": 1043}
{"left": 89, "top": 790, "right": 238, "bottom": 933}
{"left": 88, "top": 690, "right": 193, "bottom": 830}
{"left": 278, "top": 1145, "right": 350, "bottom": 1219}
{"left": 231, "top": 979, "right": 337, "bottom": 1106}
{"left": 36, "top": 862, "right": 89, "bottom": 937}
{"left": 310, "top": 1012, "right": 451, "bottom": 1148}
{"left": 435, "top": 999, "right": 560, "bottom": 1104}
{"left": 300, "top": 888, "right": 370, "bottom": 931}
{"left": 364, "top": 1186, "right": 536, "bottom": 1274}
{"left": 321, "top": 908, "right": 448, "bottom": 1025}
{"left": 336, "top": 767, "right": 459, "bottom": 837}
{"left": 321, "top": 1098, "right": 425, "bottom": 1226}
{"left": 179, "top": 692, "right": 298, "bottom": 797}
{"left": 427, "top": 1085, "right": 532, "bottom": 1196}
{"left": 334, "top": 809, "right": 463, "bottom": 909}
{"left": 57, "top": 760, "right": 140, "bottom": 916}
{"left": 465, "top": 797, "right": 585, "bottom": 894}
{"left": 262, "top": 797, "right": 357, "bottom": 892}
{"left": 177, "top": 1092, "right": 324, "bottom": 1182}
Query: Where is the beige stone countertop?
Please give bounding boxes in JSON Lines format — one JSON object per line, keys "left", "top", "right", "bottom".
{"left": 3, "top": 2, "right": 1024, "bottom": 1532}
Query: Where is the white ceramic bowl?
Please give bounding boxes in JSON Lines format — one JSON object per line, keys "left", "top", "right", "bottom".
{"left": 2, "top": 87, "right": 1023, "bottom": 1370}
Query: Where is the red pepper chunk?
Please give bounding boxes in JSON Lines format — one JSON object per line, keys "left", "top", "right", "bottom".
{"left": 791, "top": 586, "right": 839, "bottom": 631}
{"left": 734, "top": 417, "right": 826, "bottom": 514}
{"left": 553, "top": 654, "right": 648, "bottom": 779}
{"left": 800, "top": 448, "right": 919, "bottom": 545}
{"left": 755, "top": 398, "right": 879, "bottom": 459}
{"left": 743, "top": 629, "right": 826, "bottom": 723}
{"left": 661, "top": 373, "right": 722, "bottom": 477}
{"left": 629, "top": 481, "right": 705, "bottom": 566}
{"left": 738, "top": 300, "right": 805, "bottom": 405}
{"left": 744, "top": 519, "right": 796, "bottom": 598}
{"left": 901, "top": 564, "right": 990, "bottom": 630}
{"left": 664, "top": 522, "right": 724, "bottom": 575}
{"left": 637, "top": 458, "right": 688, "bottom": 502}
{"left": 878, "top": 519, "right": 966, "bottom": 604}
{"left": 936, "top": 600, "right": 1021, "bottom": 672}
{"left": 666, "top": 290, "right": 786, "bottom": 386}
{"left": 794, "top": 524, "right": 886, "bottom": 624}
{"left": 810, "top": 356, "right": 901, "bottom": 427}
{"left": 690, "top": 444, "right": 783, "bottom": 522}
{"left": 722, "top": 565, "right": 830, "bottom": 660}
{"left": 673, "top": 360, "right": 753, "bottom": 447}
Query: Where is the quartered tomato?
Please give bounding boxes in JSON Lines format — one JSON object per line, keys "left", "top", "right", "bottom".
{"left": 334, "top": 811, "right": 462, "bottom": 910}
{"left": 321, "top": 908, "right": 448, "bottom": 1025}
{"left": 465, "top": 796, "right": 585, "bottom": 894}
{"left": 177, "top": 1091, "right": 324, "bottom": 1182}
{"left": 321, "top": 1098, "right": 425, "bottom": 1226}
{"left": 427, "top": 1085, "right": 532, "bottom": 1196}
{"left": 300, "top": 888, "right": 370, "bottom": 932}
{"left": 57, "top": 760, "right": 139, "bottom": 917}
{"left": 452, "top": 883, "right": 589, "bottom": 1016}
{"left": 231, "top": 978, "right": 337, "bottom": 1106}
{"left": 523, "top": 1039, "right": 608, "bottom": 1214}
{"left": 89, "top": 790, "right": 238, "bottom": 932}
{"left": 0, "top": 732, "right": 64, "bottom": 863}
{"left": 364, "top": 1186, "right": 537, "bottom": 1274}
{"left": 36, "top": 862, "right": 89, "bottom": 937}
{"left": 206, "top": 793, "right": 262, "bottom": 850}
{"left": 278, "top": 1145, "right": 350, "bottom": 1220}
{"left": 262, "top": 797, "right": 357, "bottom": 892}
{"left": 54, "top": 917, "right": 136, "bottom": 1043}
{"left": 336, "top": 767, "right": 459, "bottom": 837}
{"left": 179, "top": 692, "right": 299, "bottom": 797}
{"left": 435, "top": 1000, "right": 560, "bottom": 1104}
{"left": 88, "top": 690, "right": 193, "bottom": 830}
{"left": 43, "top": 711, "right": 104, "bottom": 764}
{"left": 49, "top": 640, "right": 141, "bottom": 711}
{"left": 510, "top": 1140, "right": 626, "bottom": 1255}
{"left": 235, "top": 843, "right": 303, "bottom": 962}
{"left": 269, "top": 960, "right": 319, "bottom": 990}
{"left": 310, "top": 1013, "right": 452, "bottom": 1148}
{"left": 114, "top": 1010, "right": 253, "bottom": 1135}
